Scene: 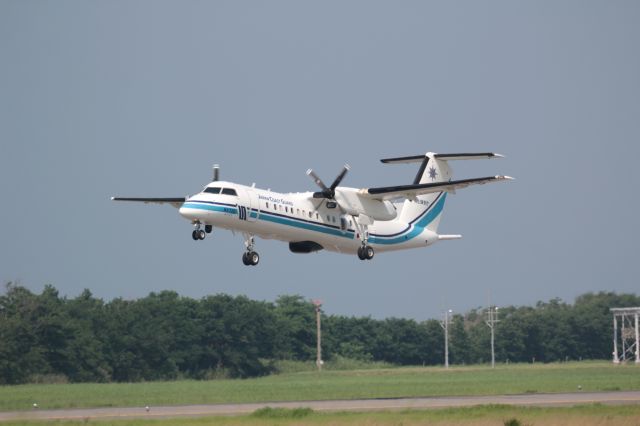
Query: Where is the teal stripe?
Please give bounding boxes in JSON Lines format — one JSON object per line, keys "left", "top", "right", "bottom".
{"left": 183, "top": 194, "right": 446, "bottom": 246}
{"left": 369, "top": 193, "right": 446, "bottom": 245}
{"left": 259, "top": 212, "right": 355, "bottom": 238}
{"left": 182, "top": 202, "right": 237, "bottom": 215}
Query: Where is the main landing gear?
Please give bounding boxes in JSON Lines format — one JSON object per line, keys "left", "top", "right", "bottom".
{"left": 355, "top": 222, "right": 374, "bottom": 261}
{"left": 242, "top": 251, "right": 260, "bottom": 266}
{"left": 242, "top": 234, "right": 260, "bottom": 266}
{"left": 357, "top": 244, "right": 374, "bottom": 261}
{"left": 191, "top": 222, "right": 212, "bottom": 241}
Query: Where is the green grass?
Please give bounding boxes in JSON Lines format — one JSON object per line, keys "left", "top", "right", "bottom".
{"left": 3, "top": 404, "right": 640, "bottom": 426}
{"left": 0, "top": 361, "right": 638, "bottom": 412}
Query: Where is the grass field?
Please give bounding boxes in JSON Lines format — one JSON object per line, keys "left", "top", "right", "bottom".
{"left": 2, "top": 405, "right": 640, "bottom": 426}
{"left": 0, "top": 361, "right": 638, "bottom": 412}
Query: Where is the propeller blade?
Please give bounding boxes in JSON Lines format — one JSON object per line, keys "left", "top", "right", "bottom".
{"left": 330, "top": 164, "right": 350, "bottom": 190}
{"left": 306, "top": 169, "right": 328, "bottom": 190}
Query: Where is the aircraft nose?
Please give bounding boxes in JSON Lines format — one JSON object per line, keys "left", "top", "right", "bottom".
{"left": 179, "top": 203, "right": 194, "bottom": 220}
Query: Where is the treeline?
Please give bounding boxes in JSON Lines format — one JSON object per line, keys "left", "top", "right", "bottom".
{"left": 0, "top": 283, "right": 637, "bottom": 384}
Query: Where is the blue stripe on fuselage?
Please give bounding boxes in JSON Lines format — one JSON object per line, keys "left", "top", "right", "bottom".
{"left": 182, "top": 201, "right": 237, "bottom": 214}
{"left": 368, "top": 193, "right": 446, "bottom": 245}
{"left": 182, "top": 193, "right": 446, "bottom": 246}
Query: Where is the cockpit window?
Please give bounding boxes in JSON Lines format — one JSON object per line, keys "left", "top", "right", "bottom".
{"left": 204, "top": 187, "right": 221, "bottom": 194}
{"left": 221, "top": 188, "right": 237, "bottom": 196}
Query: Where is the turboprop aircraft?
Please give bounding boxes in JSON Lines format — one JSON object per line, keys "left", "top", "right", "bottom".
{"left": 112, "top": 152, "right": 512, "bottom": 266}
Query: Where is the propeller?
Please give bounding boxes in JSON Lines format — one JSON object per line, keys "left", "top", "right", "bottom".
{"left": 306, "top": 164, "right": 350, "bottom": 200}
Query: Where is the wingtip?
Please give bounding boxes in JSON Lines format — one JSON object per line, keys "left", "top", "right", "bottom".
{"left": 501, "top": 175, "right": 515, "bottom": 181}
{"left": 110, "top": 196, "right": 115, "bottom": 200}
{"left": 493, "top": 153, "right": 505, "bottom": 158}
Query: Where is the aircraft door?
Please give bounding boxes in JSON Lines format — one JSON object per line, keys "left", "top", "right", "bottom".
{"left": 239, "top": 188, "right": 260, "bottom": 222}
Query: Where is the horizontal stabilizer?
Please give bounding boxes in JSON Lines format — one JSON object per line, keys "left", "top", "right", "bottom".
{"left": 111, "top": 197, "right": 186, "bottom": 208}
{"left": 381, "top": 152, "right": 504, "bottom": 164}
{"left": 434, "top": 153, "right": 504, "bottom": 161}
{"left": 363, "top": 176, "right": 513, "bottom": 200}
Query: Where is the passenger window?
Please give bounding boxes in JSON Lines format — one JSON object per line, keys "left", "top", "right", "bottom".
{"left": 266, "top": 202, "right": 269, "bottom": 209}
{"left": 221, "top": 188, "right": 237, "bottom": 196}
{"left": 204, "top": 187, "right": 221, "bottom": 194}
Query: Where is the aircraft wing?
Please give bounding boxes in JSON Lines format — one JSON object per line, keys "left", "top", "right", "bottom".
{"left": 111, "top": 197, "right": 186, "bottom": 208}
{"left": 362, "top": 176, "right": 513, "bottom": 201}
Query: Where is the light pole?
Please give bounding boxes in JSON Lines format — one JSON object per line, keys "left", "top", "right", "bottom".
{"left": 440, "top": 309, "right": 453, "bottom": 369}
{"left": 312, "top": 299, "right": 323, "bottom": 371}
{"left": 485, "top": 306, "right": 499, "bottom": 368}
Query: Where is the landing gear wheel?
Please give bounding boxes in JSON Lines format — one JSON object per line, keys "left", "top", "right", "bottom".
{"left": 192, "top": 230, "right": 199, "bottom": 241}
{"left": 198, "top": 230, "right": 206, "bottom": 240}
{"left": 205, "top": 225, "right": 212, "bottom": 234}
{"left": 242, "top": 251, "right": 260, "bottom": 266}
{"left": 357, "top": 245, "right": 374, "bottom": 260}
{"left": 364, "top": 245, "right": 374, "bottom": 260}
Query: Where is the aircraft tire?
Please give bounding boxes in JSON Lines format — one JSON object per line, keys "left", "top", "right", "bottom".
{"left": 242, "top": 252, "right": 251, "bottom": 265}
{"left": 365, "top": 246, "right": 375, "bottom": 260}
{"left": 192, "top": 230, "right": 199, "bottom": 241}
{"left": 357, "top": 247, "right": 366, "bottom": 260}
{"left": 249, "top": 251, "right": 259, "bottom": 266}
{"left": 198, "top": 230, "right": 206, "bottom": 240}
{"left": 205, "top": 225, "right": 212, "bottom": 233}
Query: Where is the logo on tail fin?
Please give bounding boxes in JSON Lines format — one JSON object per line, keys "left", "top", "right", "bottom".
{"left": 428, "top": 167, "right": 437, "bottom": 181}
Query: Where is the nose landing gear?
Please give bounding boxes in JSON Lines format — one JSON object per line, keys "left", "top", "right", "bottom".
{"left": 191, "top": 222, "right": 208, "bottom": 241}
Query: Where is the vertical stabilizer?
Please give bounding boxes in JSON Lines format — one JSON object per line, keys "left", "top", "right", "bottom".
{"left": 379, "top": 151, "right": 504, "bottom": 234}
{"left": 397, "top": 153, "right": 450, "bottom": 233}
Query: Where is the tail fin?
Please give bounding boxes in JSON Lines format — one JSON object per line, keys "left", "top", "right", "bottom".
{"left": 380, "top": 152, "right": 504, "bottom": 233}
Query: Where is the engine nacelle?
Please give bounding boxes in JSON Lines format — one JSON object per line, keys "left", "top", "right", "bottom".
{"left": 334, "top": 188, "right": 397, "bottom": 221}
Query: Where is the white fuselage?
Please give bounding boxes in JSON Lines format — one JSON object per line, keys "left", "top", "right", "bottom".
{"left": 178, "top": 181, "right": 445, "bottom": 255}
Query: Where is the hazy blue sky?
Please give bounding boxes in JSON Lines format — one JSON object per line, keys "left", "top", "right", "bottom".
{"left": 1, "top": 1, "right": 639, "bottom": 319}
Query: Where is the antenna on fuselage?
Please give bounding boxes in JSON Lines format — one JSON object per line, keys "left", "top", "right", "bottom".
{"left": 212, "top": 164, "right": 220, "bottom": 182}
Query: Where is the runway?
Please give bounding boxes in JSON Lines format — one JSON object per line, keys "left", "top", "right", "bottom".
{"left": 1, "top": 391, "right": 639, "bottom": 421}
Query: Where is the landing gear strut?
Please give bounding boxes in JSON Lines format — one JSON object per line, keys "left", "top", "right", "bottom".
{"left": 191, "top": 222, "right": 206, "bottom": 241}
{"left": 242, "top": 234, "right": 259, "bottom": 266}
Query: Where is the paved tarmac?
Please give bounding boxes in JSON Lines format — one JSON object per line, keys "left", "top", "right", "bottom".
{"left": 1, "top": 391, "right": 639, "bottom": 421}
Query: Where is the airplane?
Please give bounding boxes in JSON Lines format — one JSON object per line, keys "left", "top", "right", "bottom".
{"left": 112, "top": 152, "right": 512, "bottom": 266}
